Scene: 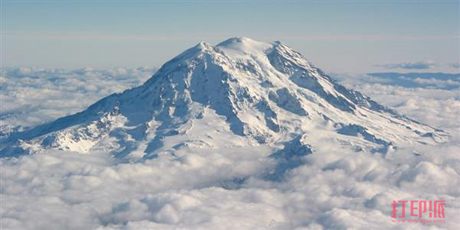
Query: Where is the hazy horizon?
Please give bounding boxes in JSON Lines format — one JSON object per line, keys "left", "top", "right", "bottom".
{"left": 2, "top": 0, "right": 459, "bottom": 73}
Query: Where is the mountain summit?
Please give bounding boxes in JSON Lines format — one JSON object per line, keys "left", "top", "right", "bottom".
{"left": 1, "top": 37, "right": 448, "bottom": 159}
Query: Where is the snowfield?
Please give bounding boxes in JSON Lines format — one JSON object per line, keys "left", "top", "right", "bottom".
{"left": 1, "top": 38, "right": 459, "bottom": 230}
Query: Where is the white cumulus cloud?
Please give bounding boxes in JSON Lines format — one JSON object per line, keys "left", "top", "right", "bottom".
{"left": 1, "top": 69, "right": 459, "bottom": 229}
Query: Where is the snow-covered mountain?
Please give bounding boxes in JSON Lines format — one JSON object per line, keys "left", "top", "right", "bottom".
{"left": 0, "top": 37, "right": 448, "bottom": 160}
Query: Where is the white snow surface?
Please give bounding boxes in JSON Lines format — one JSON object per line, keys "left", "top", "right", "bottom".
{"left": 1, "top": 37, "right": 459, "bottom": 230}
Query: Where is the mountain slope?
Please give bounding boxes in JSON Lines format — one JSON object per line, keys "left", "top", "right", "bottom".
{"left": 0, "top": 37, "right": 448, "bottom": 159}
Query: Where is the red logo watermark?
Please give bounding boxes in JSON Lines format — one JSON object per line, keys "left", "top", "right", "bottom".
{"left": 391, "top": 200, "right": 446, "bottom": 224}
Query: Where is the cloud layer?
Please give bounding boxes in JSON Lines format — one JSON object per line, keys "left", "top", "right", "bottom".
{"left": 333, "top": 72, "right": 460, "bottom": 133}
{"left": 0, "top": 67, "right": 155, "bottom": 135}
{"left": 1, "top": 69, "right": 459, "bottom": 229}
{"left": 380, "top": 61, "right": 436, "bottom": 70}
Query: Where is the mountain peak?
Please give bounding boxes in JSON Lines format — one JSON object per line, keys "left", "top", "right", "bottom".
{"left": 175, "top": 37, "right": 295, "bottom": 65}
{"left": 217, "top": 37, "right": 268, "bottom": 47}
{"left": 195, "top": 41, "right": 213, "bottom": 50}
{"left": 215, "top": 37, "right": 273, "bottom": 57}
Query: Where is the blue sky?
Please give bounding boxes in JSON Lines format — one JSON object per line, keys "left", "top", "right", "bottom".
{"left": 2, "top": 0, "right": 459, "bottom": 73}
